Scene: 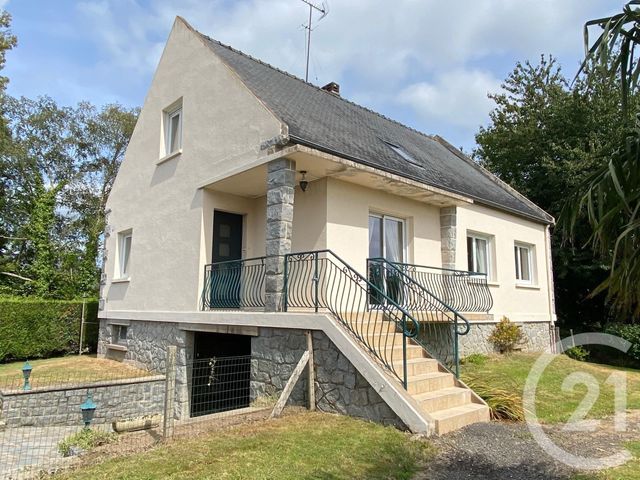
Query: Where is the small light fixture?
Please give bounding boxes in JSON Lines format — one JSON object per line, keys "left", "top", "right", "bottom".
{"left": 22, "top": 361, "right": 32, "bottom": 391}
{"left": 299, "top": 171, "right": 309, "bottom": 192}
{"left": 80, "top": 392, "right": 97, "bottom": 429}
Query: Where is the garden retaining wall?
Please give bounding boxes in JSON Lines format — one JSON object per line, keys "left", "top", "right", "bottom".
{"left": 0, "top": 375, "right": 165, "bottom": 428}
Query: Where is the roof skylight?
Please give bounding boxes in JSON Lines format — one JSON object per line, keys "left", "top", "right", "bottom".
{"left": 383, "top": 141, "right": 424, "bottom": 169}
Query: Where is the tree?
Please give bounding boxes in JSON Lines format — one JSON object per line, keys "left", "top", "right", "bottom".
{"left": 475, "top": 56, "right": 631, "bottom": 328}
{"left": 0, "top": 97, "right": 138, "bottom": 298}
{"left": 562, "top": 1, "right": 640, "bottom": 319}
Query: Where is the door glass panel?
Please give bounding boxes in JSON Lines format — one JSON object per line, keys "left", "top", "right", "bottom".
{"left": 384, "top": 218, "right": 403, "bottom": 263}
{"left": 474, "top": 238, "right": 488, "bottom": 274}
{"left": 368, "top": 216, "right": 383, "bottom": 258}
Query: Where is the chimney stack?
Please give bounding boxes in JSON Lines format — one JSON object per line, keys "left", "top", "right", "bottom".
{"left": 321, "top": 82, "right": 340, "bottom": 96}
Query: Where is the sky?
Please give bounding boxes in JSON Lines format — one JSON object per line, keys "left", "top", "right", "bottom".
{"left": 1, "top": 0, "right": 623, "bottom": 151}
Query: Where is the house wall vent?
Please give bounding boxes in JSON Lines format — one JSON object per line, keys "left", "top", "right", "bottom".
{"left": 321, "top": 82, "right": 340, "bottom": 96}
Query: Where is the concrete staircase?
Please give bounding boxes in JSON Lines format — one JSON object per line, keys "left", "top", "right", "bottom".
{"left": 349, "top": 314, "right": 490, "bottom": 435}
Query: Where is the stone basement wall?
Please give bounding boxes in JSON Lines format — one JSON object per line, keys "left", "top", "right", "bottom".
{"left": 0, "top": 376, "right": 164, "bottom": 428}
{"left": 458, "top": 321, "right": 553, "bottom": 356}
{"left": 251, "top": 328, "right": 405, "bottom": 429}
{"left": 97, "top": 319, "right": 192, "bottom": 419}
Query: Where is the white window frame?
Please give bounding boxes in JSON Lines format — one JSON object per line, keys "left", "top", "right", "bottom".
{"left": 165, "top": 106, "right": 182, "bottom": 155}
{"left": 368, "top": 213, "right": 407, "bottom": 263}
{"left": 514, "top": 242, "right": 534, "bottom": 285}
{"left": 467, "top": 233, "right": 492, "bottom": 277}
{"left": 116, "top": 230, "right": 132, "bottom": 280}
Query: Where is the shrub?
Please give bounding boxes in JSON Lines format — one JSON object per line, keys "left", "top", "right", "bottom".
{"left": 564, "top": 345, "right": 590, "bottom": 362}
{"left": 58, "top": 428, "right": 117, "bottom": 457}
{"left": 488, "top": 317, "right": 524, "bottom": 354}
{"left": 605, "top": 323, "right": 640, "bottom": 364}
{"left": 463, "top": 375, "right": 525, "bottom": 421}
{"left": 0, "top": 297, "right": 99, "bottom": 362}
{"left": 460, "top": 353, "right": 489, "bottom": 366}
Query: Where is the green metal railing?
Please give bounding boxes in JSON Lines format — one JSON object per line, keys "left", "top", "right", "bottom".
{"left": 284, "top": 250, "right": 420, "bottom": 388}
{"left": 368, "top": 258, "right": 471, "bottom": 377}
{"left": 201, "top": 257, "right": 266, "bottom": 309}
{"left": 389, "top": 262, "right": 493, "bottom": 313}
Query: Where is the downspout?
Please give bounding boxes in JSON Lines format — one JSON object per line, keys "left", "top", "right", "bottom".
{"left": 544, "top": 224, "right": 557, "bottom": 325}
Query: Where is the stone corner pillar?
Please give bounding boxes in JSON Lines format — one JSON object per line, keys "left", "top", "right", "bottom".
{"left": 265, "top": 158, "right": 296, "bottom": 312}
{"left": 440, "top": 206, "right": 457, "bottom": 270}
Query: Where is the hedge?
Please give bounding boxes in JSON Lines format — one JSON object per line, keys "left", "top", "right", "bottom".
{"left": 605, "top": 323, "right": 640, "bottom": 365}
{"left": 0, "top": 297, "right": 99, "bottom": 362}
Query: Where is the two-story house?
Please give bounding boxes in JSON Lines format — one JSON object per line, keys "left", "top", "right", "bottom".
{"left": 98, "top": 17, "right": 556, "bottom": 435}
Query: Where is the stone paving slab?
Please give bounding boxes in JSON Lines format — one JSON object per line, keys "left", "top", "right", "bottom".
{"left": 0, "top": 426, "right": 79, "bottom": 479}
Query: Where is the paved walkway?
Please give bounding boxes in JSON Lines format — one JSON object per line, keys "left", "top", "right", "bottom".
{"left": 0, "top": 426, "right": 78, "bottom": 479}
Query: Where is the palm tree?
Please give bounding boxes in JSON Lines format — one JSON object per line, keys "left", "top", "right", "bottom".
{"left": 563, "top": 1, "right": 640, "bottom": 318}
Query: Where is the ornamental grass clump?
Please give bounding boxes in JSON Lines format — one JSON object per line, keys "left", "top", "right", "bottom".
{"left": 463, "top": 375, "right": 525, "bottom": 421}
{"left": 488, "top": 316, "right": 523, "bottom": 354}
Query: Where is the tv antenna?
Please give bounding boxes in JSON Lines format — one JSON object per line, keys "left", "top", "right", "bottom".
{"left": 300, "top": 0, "right": 328, "bottom": 82}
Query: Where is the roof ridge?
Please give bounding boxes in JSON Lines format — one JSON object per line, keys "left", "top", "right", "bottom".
{"left": 197, "top": 31, "right": 439, "bottom": 143}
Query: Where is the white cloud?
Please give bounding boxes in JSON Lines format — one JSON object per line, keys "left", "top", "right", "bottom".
{"left": 398, "top": 70, "right": 501, "bottom": 129}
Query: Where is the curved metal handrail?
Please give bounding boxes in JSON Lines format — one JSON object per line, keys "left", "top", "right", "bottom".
{"left": 284, "top": 249, "right": 421, "bottom": 387}
{"left": 201, "top": 257, "right": 267, "bottom": 309}
{"left": 368, "top": 257, "right": 472, "bottom": 376}
{"left": 389, "top": 261, "right": 493, "bottom": 313}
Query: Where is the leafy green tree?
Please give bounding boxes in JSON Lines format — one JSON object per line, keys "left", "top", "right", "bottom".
{"left": 475, "top": 56, "right": 631, "bottom": 328}
{"left": 562, "top": 1, "right": 640, "bottom": 319}
{"left": 0, "top": 96, "right": 138, "bottom": 298}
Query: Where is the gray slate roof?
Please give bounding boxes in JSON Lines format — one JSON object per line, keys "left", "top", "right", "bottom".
{"left": 200, "top": 33, "right": 553, "bottom": 224}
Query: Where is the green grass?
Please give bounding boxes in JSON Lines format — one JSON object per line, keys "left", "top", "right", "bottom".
{"left": 573, "top": 443, "right": 640, "bottom": 480}
{"left": 54, "top": 412, "right": 434, "bottom": 480}
{"left": 0, "top": 355, "right": 150, "bottom": 390}
{"left": 461, "top": 353, "right": 640, "bottom": 423}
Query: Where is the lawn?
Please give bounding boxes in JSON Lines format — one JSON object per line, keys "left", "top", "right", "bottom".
{"left": 0, "top": 355, "right": 150, "bottom": 390}
{"left": 53, "top": 412, "right": 434, "bottom": 480}
{"left": 461, "top": 353, "right": 640, "bottom": 423}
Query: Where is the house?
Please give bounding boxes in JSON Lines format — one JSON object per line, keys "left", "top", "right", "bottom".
{"left": 98, "top": 17, "right": 556, "bottom": 435}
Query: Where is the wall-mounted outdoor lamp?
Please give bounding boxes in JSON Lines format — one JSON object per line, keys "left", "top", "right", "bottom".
{"left": 299, "top": 171, "right": 309, "bottom": 192}
{"left": 22, "top": 361, "right": 32, "bottom": 391}
{"left": 80, "top": 392, "right": 97, "bottom": 428}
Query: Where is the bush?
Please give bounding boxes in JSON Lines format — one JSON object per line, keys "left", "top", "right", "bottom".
{"left": 604, "top": 323, "right": 640, "bottom": 365}
{"left": 564, "top": 345, "right": 590, "bottom": 362}
{"left": 0, "top": 297, "right": 99, "bottom": 362}
{"left": 58, "top": 428, "right": 117, "bottom": 457}
{"left": 488, "top": 317, "right": 524, "bottom": 354}
{"left": 460, "top": 353, "right": 489, "bottom": 366}
{"left": 462, "top": 375, "right": 525, "bottom": 421}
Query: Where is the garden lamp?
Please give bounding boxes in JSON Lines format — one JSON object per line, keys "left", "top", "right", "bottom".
{"left": 80, "top": 392, "right": 97, "bottom": 428}
{"left": 22, "top": 361, "right": 32, "bottom": 391}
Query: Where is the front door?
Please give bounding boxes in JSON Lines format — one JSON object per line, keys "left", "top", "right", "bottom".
{"left": 210, "top": 211, "right": 244, "bottom": 307}
{"left": 368, "top": 214, "right": 405, "bottom": 304}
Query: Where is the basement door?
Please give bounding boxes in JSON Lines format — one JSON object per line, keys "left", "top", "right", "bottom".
{"left": 190, "top": 332, "right": 251, "bottom": 417}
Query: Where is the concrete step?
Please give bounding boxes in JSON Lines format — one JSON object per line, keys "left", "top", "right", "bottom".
{"left": 407, "top": 372, "right": 455, "bottom": 395}
{"left": 384, "top": 344, "right": 426, "bottom": 361}
{"left": 414, "top": 386, "right": 471, "bottom": 413}
{"left": 430, "top": 403, "right": 491, "bottom": 435}
{"left": 394, "top": 358, "right": 440, "bottom": 376}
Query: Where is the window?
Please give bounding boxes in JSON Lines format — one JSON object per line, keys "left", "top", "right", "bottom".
{"left": 514, "top": 243, "right": 534, "bottom": 284}
{"left": 112, "top": 325, "right": 128, "bottom": 345}
{"left": 117, "top": 230, "right": 132, "bottom": 279}
{"left": 382, "top": 140, "right": 424, "bottom": 169}
{"left": 164, "top": 102, "right": 182, "bottom": 156}
{"left": 467, "top": 234, "right": 490, "bottom": 275}
{"left": 368, "top": 214, "right": 405, "bottom": 263}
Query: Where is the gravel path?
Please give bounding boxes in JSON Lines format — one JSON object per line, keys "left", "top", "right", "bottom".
{"left": 416, "top": 412, "right": 640, "bottom": 480}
